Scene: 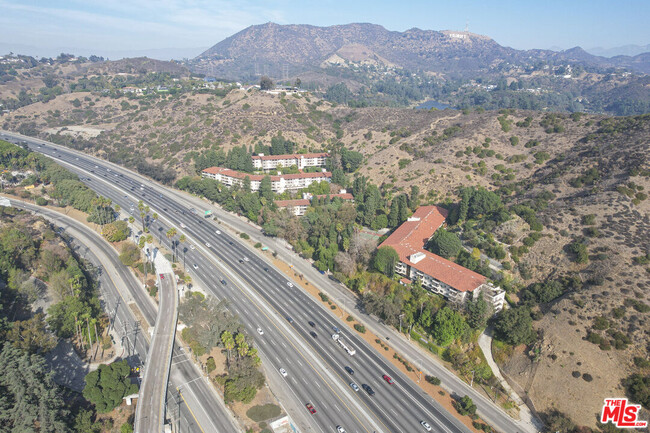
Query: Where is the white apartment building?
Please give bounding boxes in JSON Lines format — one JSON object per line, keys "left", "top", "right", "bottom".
{"left": 252, "top": 153, "right": 328, "bottom": 172}
{"left": 201, "top": 167, "right": 332, "bottom": 194}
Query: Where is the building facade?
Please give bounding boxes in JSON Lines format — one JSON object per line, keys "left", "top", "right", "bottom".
{"left": 201, "top": 167, "right": 332, "bottom": 194}
{"left": 274, "top": 192, "right": 354, "bottom": 216}
{"left": 252, "top": 153, "right": 328, "bottom": 172}
{"left": 380, "top": 206, "right": 505, "bottom": 312}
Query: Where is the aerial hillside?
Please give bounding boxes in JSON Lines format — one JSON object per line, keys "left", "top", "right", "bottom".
{"left": 1, "top": 81, "right": 649, "bottom": 427}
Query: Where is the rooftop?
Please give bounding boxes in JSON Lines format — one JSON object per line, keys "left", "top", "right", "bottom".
{"left": 252, "top": 152, "right": 328, "bottom": 161}
{"left": 379, "top": 205, "right": 487, "bottom": 293}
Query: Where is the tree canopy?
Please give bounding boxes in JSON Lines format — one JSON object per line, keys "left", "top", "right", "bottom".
{"left": 428, "top": 228, "right": 462, "bottom": 258}
{"left": 494, "top": 307, "right": 536, "bottom": 346}
{"left": 83, "top": 359, "right": 138, "bottom": 413}
{"left": 372, "top": 246, "right": 399, "bottom": 277}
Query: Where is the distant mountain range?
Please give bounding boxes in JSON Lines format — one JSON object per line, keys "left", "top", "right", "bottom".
{"left": 586, "top": 44, "right": 650, "bottom": 58}
{"left": 193, "top": 22, "right": 650, "bottom": 79}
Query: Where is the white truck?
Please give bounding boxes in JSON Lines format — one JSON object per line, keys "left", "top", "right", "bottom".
{"left": 332, "top": 334, "right": 356, "bottom": 356}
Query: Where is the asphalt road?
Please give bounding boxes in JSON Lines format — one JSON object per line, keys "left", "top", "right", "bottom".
{"left": 7, "top": 199, "right": 240, "bottom": 433}
{"left": 4, "top": 131, "right": 506, "bottom": 433}
{"left": 134, "top": 270, "right": 178, "bottom": 433}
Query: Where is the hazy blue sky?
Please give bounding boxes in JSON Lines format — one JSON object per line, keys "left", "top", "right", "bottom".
{"left": 0, "top": 0, "right": 648, "bottom": 58}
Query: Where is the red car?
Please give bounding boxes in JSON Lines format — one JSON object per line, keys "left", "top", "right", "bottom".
{"left": 159, "top": 274, "right": 164, "bottom": 280}
{"left": 382, "top": 374, "right": 394, "bottom": 384}
{"left": 305, "top": 403, "right": 317, "bottom": 414}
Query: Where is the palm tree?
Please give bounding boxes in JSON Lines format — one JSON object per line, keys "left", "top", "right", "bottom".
{"left": 235, "top": 333, "right": 248, "bottom": 360}
{"left": 152, "top": 213, "right": 158, "bottom": 225}
{"left": 166, "top": 227, "right": 177, "bottom": 262}
{"left": 128, "top": 216, "right": 135, "bottom": 224}
{"left": 221, "top": 331, "right": 234, "bottom": 362}
{"left": 179, "top": 234, "right": 186, "bottom": 267}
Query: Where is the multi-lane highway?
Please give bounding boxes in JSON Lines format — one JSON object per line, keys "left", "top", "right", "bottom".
{"left": 5, "top": 130, "right": 490, "bottom": 433}
{"left": 7, "top": 199, "right": 240, "bottom": 433}
{"left": 134, "top": 269, "right": 178, "bottom": 433}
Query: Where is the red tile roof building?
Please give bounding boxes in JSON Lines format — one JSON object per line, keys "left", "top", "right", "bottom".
{"left": 274, "top": 193, "right": 355, "bottom": 216}
{"left": 380, "top": 206, "right": 505, "bottom": 311}
{"left": 252, "top": 152, "right": 328, "bottom": 171}
{"left": 201, "top": 167, "right": 331, "bottom": 194}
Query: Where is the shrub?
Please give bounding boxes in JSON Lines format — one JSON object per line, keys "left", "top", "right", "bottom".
{"left": 354, "top": 324, "right": 366, "bottom": 333}
{"left": 35, "top": 196, "right": 48, "bottom": 206}
{"left": 346, "top": 316, "right": 353, "bottom": 322}
{"left": 239, "top": 232, "right": 250, "bottom": 240}
{"left": 318, "top": 292, "right": 329, "bottom": 302}
{"left": 425, "top": 375, "right": 441, "bottom": 386}
{"left": 572, "top": 371, "right": 581, "bottom": 378}
{"left": 254, "top": 242, "right": 262, "bottom": 248}
{"left": 593, "top": 316, "right": 610, "bottom": 330}
{"left": 582, "top": 373, "right": 593, "bottom": 382}
{"left": 206, "top": 357, "right": 216, "bottom": 373}
{"left": 633, "top": 357, "right": 650, "bottom": 369}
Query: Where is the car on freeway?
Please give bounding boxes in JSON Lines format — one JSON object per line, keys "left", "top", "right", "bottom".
{"left": 243, "top": 257, "right": 249, "bottom": 262}
{"left": 192, "top": 264, "right": 198, "bottom": 269}
{"left": 206, "top": 242, "right": 211, "bottom": 248}
{"left": 180, "top": 223, "right": 187, "bottom": 228}
{"left": 308, "top": 321, "right": 316, "bottom": 327}
{"left": 310, "top": 331, "right": 317, "bottom": 338}
{"left": 420, "top": 421, "right": 432, "bottom": 431}
{"left": 220, "top": 279, "right": 227, "bottom": 285}
{"left": 382, "top": 374, "right": 394, "bottom": 384}
{"left": 215, "top": 230, "right": 221, "bottom": 234}
{"left": 228, "top": 241, "right": 233, "bottom": 245}
{"left": 287, "top": 282, "right": 293, "bottom": 287}
{"left": 159, "top": 274, "right": 164, "bottom": 280}
{"left": 279, "top": 368, "right": 287, "bottom": 377}
{"left": 286, "top": 316, "right": 294, "bottom": 323}
{"left": 94, "top": 165, "right": 98, "bottom": 168}
{"left": 264, "top": 267, "right": 269, "bottom": 272}
{"left": 336, "top": 426, "right": 346, "bottom": 433}
{"left": 257, "top": 328, "right": 264, "bottom": 335}
{"left": 305, "top": 403, "right": 317, "bottom": 414}
{"left": 349, "top": 382, "right": 359, "bottom": 392}
{"left": 344, "top": 366, "right": 354, "bottom": 375}
{"left": 189, "top": 244, "right": 195, "bottom": 250}
{"left": 361, "top": 384, "right": 375, "bottom": 396}
{"left": 332, "top": 326, "right": 340, "bottom": 333}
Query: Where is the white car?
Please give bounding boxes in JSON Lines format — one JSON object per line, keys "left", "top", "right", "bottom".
{"left": 192, "top": 264, "right": 198, "bottom": 269}
{"left": 287, "top": 282, "right": 293, "bottom": 287}
{"left": 420, "top": 421, "right": 432, "bottom": 431}
{"left": 190, "top": 245, "right": 195, "bottom": 250}
{"left": 336, "top": 427, "right": 346, "bottom": 433}
{"left": 279, "top": 368, "right": 287, "bottom": 377}
{"left": 206, "top": 242, "right": 211, "bottom": 248}
{"left": 257, "top": 328, "right": 264, "bottom": 335}
{"left": 349, "top": 382, "right": 359, "bottom": 392}
{"left": 243, "top": 257, "right": 249, "bottom": 262}
{"left": 215, "top": 230, "right": 221, "bottom": 234}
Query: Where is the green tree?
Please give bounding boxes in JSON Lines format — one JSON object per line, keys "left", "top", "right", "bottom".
{"left": 260, "top": 76, "right": 273, "bottom": 90}
{"left": 456, "top": 395, "right": 477, "bottom": 416}
{"left": 429, "top": 228, "right": 462, "bottom": 258}
{"left": 259, "top": 175, "right": 273, "bottom": 203}
{"left": 221, "top": 330, "right": 234, "bottom": 362}
{"left": 494, "top": 307, "right": 536, "bottom": 346}
{"left": 432, "top": 307, "right": 468, "bottom": 346}
{"left": 623, "top": 373, "right": 650, "bottom": 409}
{"left": 83, "top": 359, "right": 138, "bottom": 413}
{"left": 6, "top": 312, "right": 57, "bottom": 354}
{"left": 0, "top": 345, "right": 69, "bottom": 432}
{"left": 120, "top": 423, "right": 134, "bottom": 433}
{"left": 466, "top": 293, "right": 491, "bottom": 329}
{"left": 388, "top": 199, "right": 400, "bottom": 227}
{"left": 372, "top": 246, "right": 399, "bottom": 277}
{"left": 74, "top": 409, "right": 102, "bottom": 433}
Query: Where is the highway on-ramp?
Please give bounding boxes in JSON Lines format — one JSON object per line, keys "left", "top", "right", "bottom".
{"left": 134, "top": 269, "right": 178, "bottom": 433}
{"left": 7, "top": 199, "right": 240, "bottom": 433}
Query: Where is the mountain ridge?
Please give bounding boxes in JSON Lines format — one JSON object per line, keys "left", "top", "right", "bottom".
{"left": 194, "top": 22, "right": 650, "bottom": 79}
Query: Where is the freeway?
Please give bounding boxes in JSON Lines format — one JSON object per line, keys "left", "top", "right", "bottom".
{"left": 7, "top": 199, "right": 240, "bottom": 433}
{"left": 134, "top": 268, "right": 178, "bottom": 433}
{"left": 6, "top": 131, "right": 483, "bottom": 433}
